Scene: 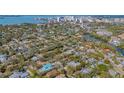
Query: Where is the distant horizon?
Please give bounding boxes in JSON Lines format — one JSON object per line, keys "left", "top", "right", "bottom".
{"left": 1, "top": 15, "right": 124, "bottom": 25}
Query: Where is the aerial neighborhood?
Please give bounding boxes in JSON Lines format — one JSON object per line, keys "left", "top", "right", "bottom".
{"left": 0, "top": 15, "right": 124, "bottom": 78}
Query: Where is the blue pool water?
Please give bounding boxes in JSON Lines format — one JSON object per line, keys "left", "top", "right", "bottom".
{"left": 40, "top": 63, "right": 53, "bottom": 72}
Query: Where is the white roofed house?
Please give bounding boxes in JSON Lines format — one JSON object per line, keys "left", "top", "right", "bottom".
{"left": 96, "top": 29, "right": 113, "bottom": 37}
{"left": 0, "top": 54, "right": 8, "bottom": 63}
{"left": 109, "top": 36, "right": 121, "bottom": 46}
